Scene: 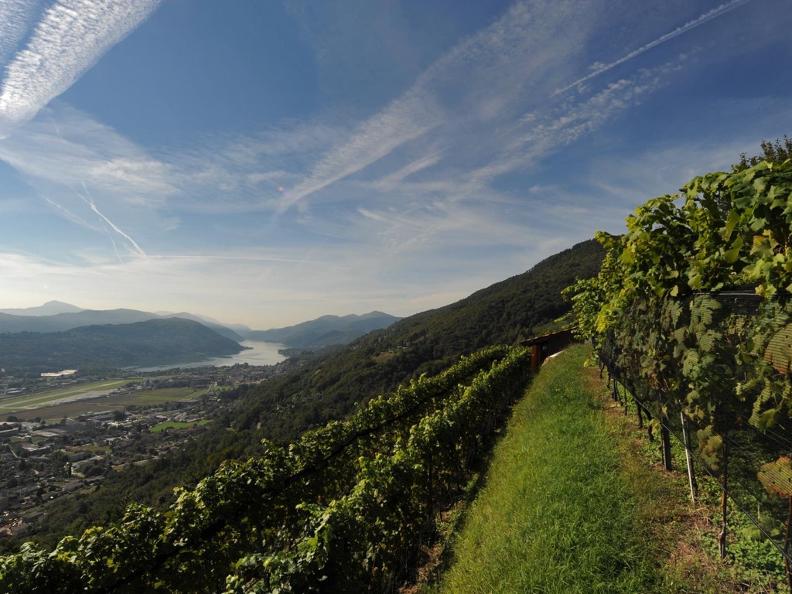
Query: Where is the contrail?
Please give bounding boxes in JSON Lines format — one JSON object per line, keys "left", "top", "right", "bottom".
{"left": 43, "top": 195, "right": 97, "bottom": 231}
{"left": 80, "top": 182, "right": 146, "bottom": 257}
{"left": 554, "top": 0, "right": 754, "bottom": 95}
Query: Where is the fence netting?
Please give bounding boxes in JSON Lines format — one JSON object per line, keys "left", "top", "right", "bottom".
{"left": 598, "top": 291, "right": 791, "bottom": 575}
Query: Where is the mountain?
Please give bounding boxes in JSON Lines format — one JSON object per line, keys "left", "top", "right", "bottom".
{"left": 0, "top": 308, "right": 160, "bottom": 334}
{"left": 0, "top": 318, "right": 245, "bottom": 373}
{"left": 230, "top": 239, "right": 605, "bottom": 438}
{"left": 246, "top": 311, "right": 400, "bottom": 348}
{"left": 0, "top": 300, "right": 83, "bottom": 316}
{"left": 21, "top": 239, "right": 605, "bottom": 545}
{"left": 165, "top": 312, "right": 244, "bottom": 342}
{"left": 0, "top": 306, "right": 243, "bottom": 341}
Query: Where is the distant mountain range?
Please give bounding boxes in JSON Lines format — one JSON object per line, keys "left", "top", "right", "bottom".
{"left": 247, "top": 311, "right": 401, "bottom": 349}
{"left": 0, "top": 300, "right": 83, "bottom": 316}
{"left": 0, "top": 301, "right": 401, "bottom": 371}
{"left": 0, "top": 304, "right": 243, "bottom": 341}
{"left": 0, "top": 318, "right": 245, "bottom": 373}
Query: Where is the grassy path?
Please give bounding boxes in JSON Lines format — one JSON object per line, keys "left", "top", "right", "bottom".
{"left": 435, "top": 345, "right": 661, "bottom": 593}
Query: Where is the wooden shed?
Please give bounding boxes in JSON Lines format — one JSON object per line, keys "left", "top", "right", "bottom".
{"left": 520, "top": 329, "right": 573, "bottom": 371}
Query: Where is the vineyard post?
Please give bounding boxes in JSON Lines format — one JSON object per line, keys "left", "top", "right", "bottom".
{"left": 635, "top": 397, "right": 644, "bottom": 429}
{"left": 428, "top": 448, "right": 434, "bottom": 523}
{"left": 786, "top": 495, "right": 791, "bottom": 594}
{"left": 615, "top": 380, "right": 626, "bottom": 414}
{"left": 679, "top": 411, "right": 697, "bottom": 502}
{"left": 622, "top": 384, "right": 628, "bottom": 417}
{"left": 660, "top": 419, "right": 672, "bottom": 471}
{"left": 719, "top": 436, "right": 729, "bottom": 559}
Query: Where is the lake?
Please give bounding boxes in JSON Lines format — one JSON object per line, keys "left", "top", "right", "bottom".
{"left": 135, "top": 340, "right": 287, "bottom": 372}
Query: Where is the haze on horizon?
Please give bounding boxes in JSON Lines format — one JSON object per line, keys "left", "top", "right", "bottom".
{"left": 0, "top": 0, "right": 791, "bottom": 328}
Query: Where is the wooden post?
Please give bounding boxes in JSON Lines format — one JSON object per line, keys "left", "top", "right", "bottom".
{"left": 427, "top": 449, "right": 434, "bottom": 522}
{"left": 680, "top": 411, "right": 697, "bottom": 503}
{"left": 623, "top": 385, "right": 629, "bottom": 416}
{"left": 531, "top": 345, "right": 541, "bottom": 370}
{"left": 719, "top": 436, "right": 729, "bottom": 559}
{"left": 660, "top": 420, "right": 672, "bottom": 471}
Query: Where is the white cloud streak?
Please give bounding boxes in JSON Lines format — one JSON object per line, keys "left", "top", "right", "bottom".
{"left": 0, "top": 106, "right": 176, "bottom": 204}
{"left": 0, "top": 0, "right": 41, "bottom": 63}
{"left": 0, "top": 0, "right": 160, "bottom": 133}
{"left": 78, "top": 182, "right": 146, "bottom": 257}
{"left": 554, "top": 0, "right": 753, "bottom": 95}
{"left": 277, "top": 91, "right": 442, "bottom": 211}
{"left": 277, "top": 0, "right": 590, "bottom": 211}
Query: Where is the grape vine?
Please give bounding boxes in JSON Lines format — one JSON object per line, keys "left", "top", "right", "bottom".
{"left": 0, "top": 345, "right": 531, "bottom": 593}
{"left": 565, "top": 158, "right": 792, "bottom": 577}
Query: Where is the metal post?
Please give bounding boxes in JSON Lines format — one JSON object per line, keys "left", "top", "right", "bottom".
{"left": 680, "top": 411, "right": 697, "bottom": 502}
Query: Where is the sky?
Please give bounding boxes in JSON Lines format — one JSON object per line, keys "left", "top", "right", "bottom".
{"left": 0, "top": 0, "right": 791, "bottom": 328}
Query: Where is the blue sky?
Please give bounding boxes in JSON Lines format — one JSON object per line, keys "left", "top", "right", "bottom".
{"left": 0, "top": 0, "right": 791, "bottom": 327}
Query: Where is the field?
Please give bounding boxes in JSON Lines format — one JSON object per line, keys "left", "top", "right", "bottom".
{"left": 1, "top": 385, "right": 208, "bottom": 421}
{"left": 127, "top": 387, "right": 208, "bottom": 405}
{"left": 150, "top": 419, "right": 210, "bottom": 433}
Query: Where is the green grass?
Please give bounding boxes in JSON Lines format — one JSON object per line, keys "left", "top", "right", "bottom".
{"left": 434, "top": 345, "right": 661, "bottom": 593}
{"left": 130, "top": 387, "right": 207, "bottom": 405}
{"left": 150, "top": 419, "right": 210, "bottom": 433}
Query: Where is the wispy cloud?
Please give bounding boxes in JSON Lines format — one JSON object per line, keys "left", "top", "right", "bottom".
{"left": 372, "top": 152, "right": 442, "bottom": 191}
{"left": 0, "top": 0, "right": 160, "bottom": 133}
{"left": 554, "top": 0, "right": 753, "bottom": 95}
{"left": 277, "top": 91, "right": 442, "bottom": 211}
{"left": 0, "top": 105, "right": 176, "bottom": 204}
{"left": 0, "top": 0, "right": 41, "bottom": 63}
{"left": 0, "top": 0, "right": 784, "bottom": 326}
{"left": 277, "top": 0, "right": 593, "bottom": 211}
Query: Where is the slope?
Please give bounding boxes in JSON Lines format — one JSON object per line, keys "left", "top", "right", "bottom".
{"left": 434, "top": 346, "right": 660, "bottom": 592}
{"left": 17, "top": 239, "right": 603, "bottom": 547}
{"left": 432, "top": 346, "right": 749, "bottom": 594}
{"left": 230, "top": 238, "right": 604, "bottom": 440}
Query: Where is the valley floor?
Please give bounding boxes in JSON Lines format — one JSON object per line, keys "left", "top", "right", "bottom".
{"left": 428, "top": 345, "right": 752, "bottom": 593}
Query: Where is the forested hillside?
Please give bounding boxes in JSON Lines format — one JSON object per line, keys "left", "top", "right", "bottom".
{"left": 8, "top": 239, "right": 603, "bottom": 550}
{"left": 246, "top": 311, "right": 400, "bottom": 348}
{"left": 228, "top": 239, "right": 603, "bottom": 440}
{"left": 0, "top": 319, "right": 244, "bottom": 373}
{"left": 1, "top": 346, "right": 532, "bottom": 592}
